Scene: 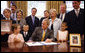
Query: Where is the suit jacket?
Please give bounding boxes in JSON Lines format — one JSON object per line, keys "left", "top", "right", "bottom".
{"left": 30, "top": 27, "right": 54, "bottom": 41}
{"left": 57, "top": 13, "right": 68, "bottom": 22}
{"left": 21, "top": 31, "right": 30, "bottom": 42}
{"left": 1, "top": 17, "right": 16, "bottom": 24}
{"left": 1, "top": 14, "right": 4, "bottom": 20}
{"left": 64, "top": 8, "right": 84, "bottom": 35}
{"left": 16, "top": 18, "right": 26, "bottom": 28}
{"left": 25, "top": 15, "right": 39, "bottom": 36}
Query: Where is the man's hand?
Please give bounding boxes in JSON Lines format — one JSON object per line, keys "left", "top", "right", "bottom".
{"left": 45, "top": 39, "right": 52, "bottom": 43}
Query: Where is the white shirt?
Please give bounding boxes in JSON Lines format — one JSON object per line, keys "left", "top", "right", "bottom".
{"left": 74, "top": 8, "right": 80, "bottom": 16}
{"left": 48, "top": 18, "right": 62, "bottom": 38}
{"left": 3, "top": 15, "right": 11, "bottom": 20}
{"left": 8, "top": 33, "right": 24, "bottom": 43}
{"left": 11, "top": 12, "right": 17, "bottom": 20}
{"left": 5, "top": 17, "right": 10, "bottom": 20}
{"left": 59, "top": 13, "right": 66, "bottom": 22}
{"left": 23, "top": 31, "right": 28, "bottom": 37}
{"left": 58, "top": 30, "right": 68, "bottom": 40}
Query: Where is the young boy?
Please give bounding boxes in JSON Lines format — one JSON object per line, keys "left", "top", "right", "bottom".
{"left": 21, "top": 25, "right": 30, "bottom": 42}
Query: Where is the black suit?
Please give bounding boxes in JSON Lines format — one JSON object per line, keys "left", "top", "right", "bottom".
{"left": 1, "top": 17, "right": 16, "bottom": 24}
{"left": 25, "top": 15, "right": 39, "bottom": 36}
{"left": 21, "top": 31, "right": 30, "bottom": 42}
{"left": 57, "top": 13, "right": 68, "bottom": 22}
{"left": 64, "top": 8, "right": 84, "bottom": 35}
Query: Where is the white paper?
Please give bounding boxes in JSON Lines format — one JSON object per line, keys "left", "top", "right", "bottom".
{"left": 25, "top": 42, "right": 58, "bottom": 46}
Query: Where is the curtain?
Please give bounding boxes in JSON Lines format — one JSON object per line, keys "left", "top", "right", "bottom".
{"left": 7, "top": 1, "right": 27, "bottom": 18}
{"left": 46, "top": 1, "right": 64, "bottom": 14}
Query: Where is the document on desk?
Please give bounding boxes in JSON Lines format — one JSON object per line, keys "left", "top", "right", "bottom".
{"left": 25, "top": 42, "right": 58, "bottom": 46}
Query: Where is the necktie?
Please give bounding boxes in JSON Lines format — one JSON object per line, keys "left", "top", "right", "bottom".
{"left": 32, "top": 16, "right": 35, "bottom": 24}
{"left": 41, "top": 30, "right": 46, "bottom": 41}
{"left": 13, "top": 13, "right": 14, "bottom": 19}
{"left": 61, "top": 14, "right": 63, "bottom": 21}
{"left": 51, "top": 24, "right": 53, "bottom": 30}
{"left": 24, "top": 32, "right": 26, "bottom": 37}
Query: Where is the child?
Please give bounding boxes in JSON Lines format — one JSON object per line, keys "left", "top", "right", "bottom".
{"left": 21, "top": 24, "right": 30, "bottom": 42}
{"left": 8, "top": 24, "right": 24, "bottom": 43}
{"left": 57, "top": 22, "right": 68, "bottom": 42}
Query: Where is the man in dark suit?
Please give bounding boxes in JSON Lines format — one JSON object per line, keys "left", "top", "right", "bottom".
{"left": 25, "top": 8, "right": 39, "bottom": 36}
{"left": 64, "top": 1, "right": 84, "bottom": 35}
{"left": 57, "top": 3, "right": 68, "bottom": 22}
{"left": 21, "top": 25, "right": 30, "bottom": 42}
{"left": 39, "top": 10, "right": 50, "bottom": 26}
{"left": 29, "top": 18, "right": 54, "bottom": 42}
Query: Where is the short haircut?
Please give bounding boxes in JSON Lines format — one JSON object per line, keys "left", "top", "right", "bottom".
{"left": 42, "top": 18, "right": 50, "bottom": 25}
{"left": 11, "top": 4, "right": 17, "bottom": 9}
{"left": 60, "top": 3, "right": 67, "bottom": 9}
{"left": 3, "top": 8, "right": 11, "bottom": 14}
{"left": 23, "top": 24, "right": 29, "bottom": 28}
{"left": 49, "top": 9, "right": 57, "bottom": 15}
{"left": 31, "top": 7, "right": 37, "bottom": 12}
{"left": 44, "top": 10, "right": 49, "bottom": 13}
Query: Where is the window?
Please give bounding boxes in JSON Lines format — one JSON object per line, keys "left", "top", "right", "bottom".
{"left": 66, "top": 1, "right": 84, "bottom": 13}
{"left": 27, "top": 1, "right": 46, "bottom": 19}
{"left": 1, "top": 1, "right": 7, "bottom": 14}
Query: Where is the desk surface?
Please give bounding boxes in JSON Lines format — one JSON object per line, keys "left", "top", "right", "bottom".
{"left": 1, "top": 41, "right": 84, "bottom": 52}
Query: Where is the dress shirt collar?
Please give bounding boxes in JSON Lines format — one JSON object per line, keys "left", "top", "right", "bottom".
{"left": 31, "top": 15, "right": 35, "bottom": 18}
{"left": 74, "top": 8, "right": 80, "bottom": 11}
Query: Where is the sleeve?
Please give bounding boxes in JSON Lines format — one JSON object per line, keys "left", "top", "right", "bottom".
{"left": 8, "top": 35, "right": 13, "bottom": 43}
{"left": 58, "top": 19, "right": 62, "bottom": 30}
{"left": 20, "top": 34, "right": 25, "bottom": 42}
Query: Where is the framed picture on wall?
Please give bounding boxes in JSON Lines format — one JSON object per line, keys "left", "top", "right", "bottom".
{"left": 70, "top": 34, "right": 81, "bottom": 47}
{"left": 1, "top": 20, "right": 12, "bottom": 35}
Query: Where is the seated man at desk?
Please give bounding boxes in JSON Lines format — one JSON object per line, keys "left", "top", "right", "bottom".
{"left": 28, "top": 18, "right": 54, "bottom": 42}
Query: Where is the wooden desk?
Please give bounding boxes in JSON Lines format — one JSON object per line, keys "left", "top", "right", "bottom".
{"left": 1, "top": 42, "right": 84, "bottom": 52}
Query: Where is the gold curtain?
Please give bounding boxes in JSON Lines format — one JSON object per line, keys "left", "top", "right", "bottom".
{"left": 7, "top": 1, "right": 27, "bottom": 18}
{"left": 46, "top": 1, "right": 64, "bottom": 14}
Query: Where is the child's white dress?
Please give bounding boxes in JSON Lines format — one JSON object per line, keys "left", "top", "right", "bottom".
{"left": 58, "top": 30, "right": 68, "bottom": 40}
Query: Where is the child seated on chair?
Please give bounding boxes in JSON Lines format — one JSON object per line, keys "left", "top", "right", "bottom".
{"left": 57, "top": 22, "right": 68, "bottom": 42}
{"left": 8, "top": 24, "right": 24, "bottom": 43}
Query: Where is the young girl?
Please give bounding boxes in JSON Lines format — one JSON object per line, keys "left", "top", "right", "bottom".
{"left": 57, "top": 22, "right": 68, "bottom": 42}
{"left": 8, "top": 24, "right": 24, "bottom": 43}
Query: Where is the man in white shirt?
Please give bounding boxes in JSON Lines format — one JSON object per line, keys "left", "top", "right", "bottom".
{"left": 10, "top": 4, "right": 17, "bottom": 21}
